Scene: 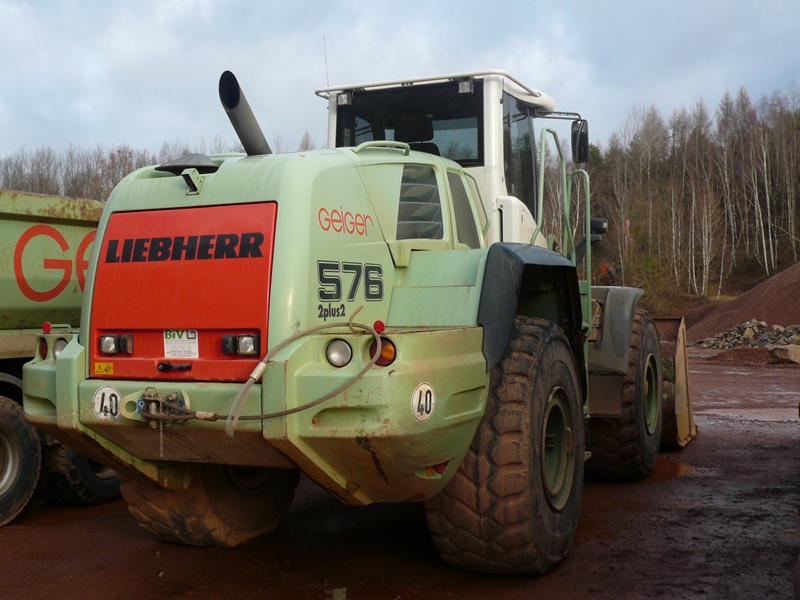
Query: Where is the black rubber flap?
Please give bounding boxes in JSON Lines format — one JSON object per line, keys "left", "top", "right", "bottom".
{"left": 155, "top": 153, "right": 219, "bottom": 175}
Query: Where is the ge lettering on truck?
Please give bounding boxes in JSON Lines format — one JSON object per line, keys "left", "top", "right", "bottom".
{"left": 13, "top": 225, "right": 95, "bottom": 301}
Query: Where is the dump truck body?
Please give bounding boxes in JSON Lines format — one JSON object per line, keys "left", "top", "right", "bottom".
{"left": 0, "top": 190, "right": 119, "bottom": 526}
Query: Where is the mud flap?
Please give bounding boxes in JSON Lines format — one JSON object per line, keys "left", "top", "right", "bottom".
{"left": 654, "top": 317, "right": 697, "bottom": 449}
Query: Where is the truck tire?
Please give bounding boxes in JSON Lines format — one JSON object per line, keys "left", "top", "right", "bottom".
{"left": 794, "top": 550, "right": 800, "bottom": 600}
{"left": 425, "top": 316, "right": 584, "bottom": 575}
{"left": 41, "top": 444, "right": 121, "bottom": 506}
{"left": 121, "top": 465, "right": 300, "bottom": 547}
{"left": 587, "top": 309, "right": 663, "bottom": 480}
{"left": 0, "top": 396, "right": 41, "bottom": 527}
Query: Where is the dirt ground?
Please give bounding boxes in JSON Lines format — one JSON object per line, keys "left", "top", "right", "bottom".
{"left": 1, "top": 355, "right": 799, "bottom": 600}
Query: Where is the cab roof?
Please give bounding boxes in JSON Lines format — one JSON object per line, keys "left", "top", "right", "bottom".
{"left": 315, "top": 69, "right": 556, "bottom": 113}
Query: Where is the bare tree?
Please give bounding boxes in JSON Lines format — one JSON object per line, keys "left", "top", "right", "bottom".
{"left": 272, "top": 135, "right": 286, "bottom": 154}
{"left": 297, "top": 130, "right": 316, "bottom": 152}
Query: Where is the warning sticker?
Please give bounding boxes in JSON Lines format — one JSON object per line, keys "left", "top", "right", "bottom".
{"left": 94, "top": 362, "right": 114, "bottom": 375}
{"left": 163, "top": 329, "right": 199, "bottom": 359}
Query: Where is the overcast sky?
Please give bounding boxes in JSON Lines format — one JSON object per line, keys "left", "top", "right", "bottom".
{"left": 2, "top": 0, "right": 799, "bottom": 158}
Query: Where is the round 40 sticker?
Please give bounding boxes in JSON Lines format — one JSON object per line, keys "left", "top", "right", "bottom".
{"left": 411, "top": 382, "right": 436, "bottom": 423}
{"left": 92, "top": 386, "right": 121, "bottom": 420}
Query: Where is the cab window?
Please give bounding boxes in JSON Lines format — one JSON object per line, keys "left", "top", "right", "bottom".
{"left": 337, "top": 81, "right": 484, "bottom": 167}
{"left": 447, "top": 172, "right": 481, "bottom": 249}
{"left": 397, "top": 165, "right": 443, "bottom": 240}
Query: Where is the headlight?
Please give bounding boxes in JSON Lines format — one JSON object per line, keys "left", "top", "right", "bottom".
{"left": 222, "top": 334, "right": 260, "bottom": 356}
{"left": 99, "top": 334, "right": 120, "bottom": 354}
{"left": 99, "top": 334, "right": 134, "bottom": 355}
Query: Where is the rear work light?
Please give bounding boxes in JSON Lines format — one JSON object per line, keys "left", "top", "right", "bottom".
{"left": 99, "top": 334, "right": 134, "bottom": 355}
{"left": 222, "top": 334, "right": 260, "bottom": 356}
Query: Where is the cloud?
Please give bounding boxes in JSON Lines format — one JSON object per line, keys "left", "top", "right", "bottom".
{"left": 1, "top": 0, "right": 799, "bottom": 157}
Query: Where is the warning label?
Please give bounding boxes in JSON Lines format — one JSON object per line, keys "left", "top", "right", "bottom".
{"left": 163, "top": 329, "right": 199, "bottom": 358}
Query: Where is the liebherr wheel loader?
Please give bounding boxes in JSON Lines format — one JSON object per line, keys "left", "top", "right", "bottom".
{"left": 23, "top": 70, "right": 695, "bottom": 574}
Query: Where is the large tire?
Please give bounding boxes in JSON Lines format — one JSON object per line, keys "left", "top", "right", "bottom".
{"left": 425, "top": 316, "right": 584, "bottom": 575}
{"left": 0, "top": 396, "right": 41, "bottom": 526}
{"left": 42, "top": 443, "right": 121, "bottom": 506}
{"left": 794, "top": 550, "right": 800, "bottom": 600}
{"left": 587, "top": 309, "right": 663, "bottom": 480}
{"left": 121, "top": 465, "right": 300, "bottom": 547}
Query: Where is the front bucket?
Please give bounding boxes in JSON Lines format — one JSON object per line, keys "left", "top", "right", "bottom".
{"left": 654, "top": 317, "right": 697, "bottom": 449}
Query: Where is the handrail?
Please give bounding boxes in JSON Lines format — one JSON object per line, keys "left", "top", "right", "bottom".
{"left": 353, "top": 141, "right": 410, "bottom": 155}
{"left": 569, "top": 168, "right": 592, "bottom": 328}
{"left": 533, "top": 127, "right": 570, "bottom": 259}
{"left": 535, "top": 131, "right": 593, "bottom": 329}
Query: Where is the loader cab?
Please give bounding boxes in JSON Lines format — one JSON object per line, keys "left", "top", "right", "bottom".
{"left": 332, "top": 79, "right": 483, "bottom": 167}
{"left": 318, "top": 71, "right": 566, "bottom": 245}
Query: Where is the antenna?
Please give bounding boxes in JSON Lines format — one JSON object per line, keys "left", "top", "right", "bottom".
{"left": 323, "top": 36, "right": 330, "bottom": 87}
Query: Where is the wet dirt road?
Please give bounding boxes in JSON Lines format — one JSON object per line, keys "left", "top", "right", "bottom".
{"left": 2, "top": 357, "right": 799, "bottom": 599}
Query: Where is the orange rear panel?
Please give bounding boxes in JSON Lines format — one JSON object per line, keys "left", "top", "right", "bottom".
{"left": 90, "top": 202, "right": 276, "bottom": 382}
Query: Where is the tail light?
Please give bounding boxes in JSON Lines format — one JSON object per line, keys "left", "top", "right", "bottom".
{"left": 370, "top": 338, "right": 396, "bottom": 366}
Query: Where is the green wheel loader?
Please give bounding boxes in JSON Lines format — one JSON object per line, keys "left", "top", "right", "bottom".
{"left": 23, "top": 70, "right": 695, "bottom": 574}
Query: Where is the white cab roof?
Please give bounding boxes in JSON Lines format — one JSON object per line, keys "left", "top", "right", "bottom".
{"left": 316, "top": 69, "right": 556, "bottom": 112}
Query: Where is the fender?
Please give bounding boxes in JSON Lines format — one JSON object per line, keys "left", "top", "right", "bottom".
{"left": 477, "top": 243, "right": 585, "bottom": 396}
{"left": 586, "top": 285, "right": 644, "bottom": 417}
{"left": 588, "top": 286, "right": 643, "bottom": 374}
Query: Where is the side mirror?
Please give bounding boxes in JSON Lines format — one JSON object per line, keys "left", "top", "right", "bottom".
{"left": 571, "top": 119, "right": 589, "bottom": 164}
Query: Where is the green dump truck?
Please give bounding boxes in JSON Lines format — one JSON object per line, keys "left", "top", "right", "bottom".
{"left": 1, "top": 190, "right": 120, "bottom": 526}
{"left": 24, "top": 71, "right": 695, "bottom": 574}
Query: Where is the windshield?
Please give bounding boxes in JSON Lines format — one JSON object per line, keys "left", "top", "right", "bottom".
{"left": 335, "top": 80, "right": 484, "bottom": 166}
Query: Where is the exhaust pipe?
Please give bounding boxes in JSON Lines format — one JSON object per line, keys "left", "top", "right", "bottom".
{"left": 219, "top": 70, "right": 272, "bottom": 156}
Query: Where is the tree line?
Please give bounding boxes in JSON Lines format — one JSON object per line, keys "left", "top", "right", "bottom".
{"left": 0, "top": 132, "right": 316, "bottom": 203}
{"left": 3, "top": 82, "right": 798, "bottom": 306}
{"left": 555, "top": 84, "right": 800, "bottom": 306}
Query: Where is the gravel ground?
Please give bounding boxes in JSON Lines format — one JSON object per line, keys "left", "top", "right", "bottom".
{"left": 1, "top": 356, "right": 798, "bottom": 599}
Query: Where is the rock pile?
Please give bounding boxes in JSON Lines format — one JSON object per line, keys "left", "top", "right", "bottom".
{"left": 686, "top": 261, "right": 800, "bottom": 342}
{"left": 691, "top": 319, "right": 800, "bottom": 350}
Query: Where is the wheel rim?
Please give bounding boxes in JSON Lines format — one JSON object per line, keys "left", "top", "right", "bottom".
{"left": 0, "top": 428, "right": 22, "bottom": 497}
{"left": 541, "top": 387, "right": 575, "bottom": 511}
{"left": 643, "top": 352, "right": 660, "bottom": 435}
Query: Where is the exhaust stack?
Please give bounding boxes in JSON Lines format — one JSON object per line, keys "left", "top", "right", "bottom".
{"left": 219, "top": 70, "right": 272, "bottom": 156}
